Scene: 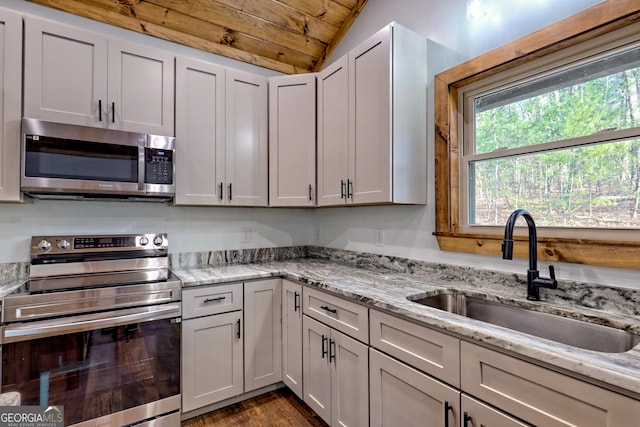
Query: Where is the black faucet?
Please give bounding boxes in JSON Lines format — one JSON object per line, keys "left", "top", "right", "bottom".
{"left": 501, "top": 209, "right": 557, "bottom": 301}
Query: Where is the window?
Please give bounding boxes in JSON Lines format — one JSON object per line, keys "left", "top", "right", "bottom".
{"left": 434, "top": 2, "right": 640, "bottom": 269}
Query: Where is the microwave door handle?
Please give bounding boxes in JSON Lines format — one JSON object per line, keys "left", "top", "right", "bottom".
{"left": 139, "top": 139, "right": 146, "bottom": 191}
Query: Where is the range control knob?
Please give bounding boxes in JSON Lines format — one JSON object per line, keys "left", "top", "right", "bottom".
{"left": 153, "top": 234, "right": 164, "bottom": 246}
{"left": 139, "top": 236, "right": 149, "bottom": 246}
{"left": 37, "top": 240, "right": 52, "bottom": 251}
{"left": 57, "top": 240, "right": 71, "bottom": 250}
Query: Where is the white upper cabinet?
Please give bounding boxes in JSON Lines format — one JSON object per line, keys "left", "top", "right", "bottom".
{"left": 268, "top": 73, "right": 316, "bottom": 207}
{"left": 225, "top": 69, "right": 268, "bottom": 206}
{"left": 317, "top": 22, "right": 427, "bottom": 206}
{"left": 317, "top": 56, "right": 349, "bottom": 206}
{"left": 24, "top": 16, "right": 174, "bottom": 135}
{"left": 175, "top": 61, "right": 268, "bottom": 207}
{"left": 175, "top": 57, "right": 226, "bottom": 205}
{"left": 0, "top": 8, "right": 22, "bottom": 202}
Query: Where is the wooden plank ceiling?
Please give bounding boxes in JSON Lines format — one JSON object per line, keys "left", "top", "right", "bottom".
{"left": 26, "top": 0, "right": 369, "bottom": 74}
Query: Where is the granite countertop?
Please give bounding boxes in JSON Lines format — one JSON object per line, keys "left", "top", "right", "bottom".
{"left": 172, "top": 258, "right": 640, "bottom": 398}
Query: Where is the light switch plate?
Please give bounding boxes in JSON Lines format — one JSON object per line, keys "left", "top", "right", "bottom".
{"left": 375, "top": 229, "right": 384, "bottom": 247}
{"left": 241, "top": 227, "right": 252, "bottom": 243}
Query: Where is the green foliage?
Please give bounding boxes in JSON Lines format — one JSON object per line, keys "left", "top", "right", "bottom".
{"left": 471, "top": 67, "right": 640, "bottom": 228}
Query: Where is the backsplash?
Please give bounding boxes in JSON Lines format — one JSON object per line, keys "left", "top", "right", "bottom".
{"left": 168, "top": 246, "right": 309, "bottom": 268}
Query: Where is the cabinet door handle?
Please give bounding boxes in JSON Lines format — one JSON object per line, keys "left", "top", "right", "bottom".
{"left": 219, "top": 182, "right": 224, "bottom": 200}
{"left": 347, "top": 179, "right": 353, "bottom": 199}
{"left": 308, "top": 184, "right": 313, "bottom": 201}
{"left": 340, "top": 180, "right": 345, "bottom": 199}
{"left": 321, "top": 334, "right": 328, "bottom": 359}
{"left": 203, "top": 296, "right": 225, "bottom": 303}
{"left": 320, "top": 305, "right": 337, "bottom": 314}
{"left": 236, "top": 318, "right": 241, "bottom": 339}
{"left": 329, "top": 338, "right": 336, "bottom": 363}
{"left": 112, "top": 102, "right": 115, "bottom": 123}
{"left": 463, "top": 412, "right": 472, "bottom": 427}
{"left": 444, "top": 401, "right": 453, "bottom": 427}
{"left": 98, "top": 100, "right": 103, "bottom": 122}
{"left": 228, "top": 183, "right": 233, "bottom": 201}
{"left": 294, "top": 291, "right": 300, "bottom": 312}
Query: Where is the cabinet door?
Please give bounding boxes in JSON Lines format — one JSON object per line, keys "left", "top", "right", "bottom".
{"left": 302, "top": 315, "right": 332, "bottom": 424}
{"left": 24, "top": 16, "right": 108, "bottom": 127}
{"left": 370, "top": 348, "right": 460, "bottom": 427}
{"left": 461, "top": 341, "right": 640, "bottom": 426}
{"left": 244, "top": 279, "right": 282, "bottom": 392}
{"left": 225, "top": 69, "right": 268, "bottom": 206}
{"left": 0, "top": 8, "right": 22, "bottom": 201}
{"left": 175, "top": 57, "right": 226, "bottom": 205}
{"left": 461, "top": 394, "right": 530, "bottom": 427}
{"left": 348, "top": 25, "right": 392, "bottom": 204}
{"left": 108, "top": 39, "right": 174, "bottom": 135}
{"left": 182, "top": 311, "right": 243, "bottom": 412}
{"left": 317, "top": 55, "right": 349, "bottom": 206}
{"left": 268, "top": 74, "right": 316, "bottom": 207}
{"left": 282, "top": 280, "right": 303, "bottom": 398}
{"left": 331, "top": 329, "right": 369, "bottom": 427}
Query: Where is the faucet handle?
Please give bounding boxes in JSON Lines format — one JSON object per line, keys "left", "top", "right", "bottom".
{"left": 548, "top": 265, "right": 556, "bottom": 281}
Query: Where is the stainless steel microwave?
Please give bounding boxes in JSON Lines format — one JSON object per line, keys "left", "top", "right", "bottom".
{"left": 21, "top": 118, "right": 175, "bottom": 201}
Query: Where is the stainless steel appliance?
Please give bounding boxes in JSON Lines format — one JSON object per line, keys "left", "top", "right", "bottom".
{"left": 21, "top": 118, "right": 175, "bottom": 201}
{"left": 1, "top": 233, "right": 181, "bottom": 427}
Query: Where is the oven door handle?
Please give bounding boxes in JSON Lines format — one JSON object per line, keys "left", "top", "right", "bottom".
{"left": 1, "top": 303, "right": 181, "bottom": 344}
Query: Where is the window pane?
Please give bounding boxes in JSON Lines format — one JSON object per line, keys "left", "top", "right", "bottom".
{"left": 469, "top": 138, "right": 640, "bottom": 228}
{"left": 473, "top": 45, "right": 640, "bottom": 154}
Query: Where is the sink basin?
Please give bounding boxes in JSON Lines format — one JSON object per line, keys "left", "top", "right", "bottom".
{"left": 408, "top": 293, "right": 640, "bottom": 353}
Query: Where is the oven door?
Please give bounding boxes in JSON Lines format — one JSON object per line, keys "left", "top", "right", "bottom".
{"left": 1, "top": 304, "right": 181, "bottom": 427}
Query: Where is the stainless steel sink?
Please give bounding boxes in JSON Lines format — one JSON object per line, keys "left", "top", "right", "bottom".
{"left": 408, "top": 293, "right": 640, "bottom": 353}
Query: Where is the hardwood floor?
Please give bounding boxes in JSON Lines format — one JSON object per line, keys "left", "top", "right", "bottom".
{"left": 181, "top": 389, "right": 329, "bottom": 427}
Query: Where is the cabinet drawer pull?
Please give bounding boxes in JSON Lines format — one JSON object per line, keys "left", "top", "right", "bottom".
{"left": 112, "top": 102, "right": 115, "bottom": 123}
{"left": 463, "top": 412, "right": 472, "bottom": 427}
{"left": 294, "top": 291, "right": 300, "bottom": 312}
{"left": 308, "top": 184, "right": 313, "bottom": 201}
{"left": 329, "top": 338, "right": 336, "bottom": 363}
{"left": 340, "top": 180, "right": 346, "bottom": 199}
{"left": 321, "top": 334, "right": 328, "bottom": 359}
{"left": 444, "top": 401, "right": 453, "bottom": 427}
{"left": 219, "top": 182, "right": 224, "bottom": 200}
{"left": 320, "top": 305, "right": 337, "bottom": 314}
{"left": 228, "top": 183, "right": 233, "bottom": 201}
{"left": 203, "top": 296, "right": 226, "bottom": 303}
{"left": 98, "top": 99, "right": 103, "bottom": 122}
{"left": 347, "top": 179, "right": 353, "bottom": 198}
{"left": 236, "top": 318, "right": 241, "bottom": 339}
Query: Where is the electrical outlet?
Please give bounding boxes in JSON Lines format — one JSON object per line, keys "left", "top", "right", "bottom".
{"left": 315, "top": 226, "right": 321, "bottom": 242}
{"left": 375, "top": 229, "right": 384, "bottom": 247}
{"left": 241, "top": 227, "right": 252, "bottom": 243}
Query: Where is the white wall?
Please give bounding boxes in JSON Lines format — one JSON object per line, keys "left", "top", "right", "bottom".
{"left": 314, "top": 0, "right": 640, "bottom": 290}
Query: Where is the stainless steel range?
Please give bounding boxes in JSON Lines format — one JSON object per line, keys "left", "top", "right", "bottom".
{"left": 1, "top": 233, "right": 181, "bottom": 427}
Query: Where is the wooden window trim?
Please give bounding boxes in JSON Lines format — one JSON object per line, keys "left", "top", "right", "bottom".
{"left": 434, "top": 0, "right": 640, "bottom": 270}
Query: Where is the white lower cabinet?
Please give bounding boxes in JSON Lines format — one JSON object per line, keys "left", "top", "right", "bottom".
{"left": 182, "top": 279, "right": 282, "bottom": 414}
{"left": 461, "top": 394, "right": 530, "bottom": 427}
{"left": 303, "top": 315, "right": 369, "bottom": 427}
{"left": 244, "top": 278, "right": 282, "bottom": 392}
{"left": 182, "top": 310, "right": 243, "bottom": 412}
{"left": 461, "top": 341, "right": 640, "bottom": 426}
{"left": 369, "top": 348, "right": 459, "bottom": 427}
{"left": 282, "top": 279, "right": 303, "bottom": 398}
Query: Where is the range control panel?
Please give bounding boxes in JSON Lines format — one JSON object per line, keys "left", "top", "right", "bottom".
{"left": 31, "top": 233, "right": 168, "bottom": 256}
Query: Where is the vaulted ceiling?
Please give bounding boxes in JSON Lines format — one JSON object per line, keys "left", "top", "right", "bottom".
{"left": 26, "top": 0, "right": 369, "bottom": 74}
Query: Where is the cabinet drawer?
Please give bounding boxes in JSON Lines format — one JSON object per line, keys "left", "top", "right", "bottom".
{"left": 182, "top": 283, "right": 243, "bottom": 319}
{"left": 370, "top": 309, "right": 460, "bottom": 387}
{"left": 303, "top": 287, "right": 368, "bottom": 343}
{"left": 461, "top": 341, "right": 640, "bottom": 427}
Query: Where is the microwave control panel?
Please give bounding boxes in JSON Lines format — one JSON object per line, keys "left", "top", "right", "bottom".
{"left": 145, "top": 148, "right": 174, "bottom": 185}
